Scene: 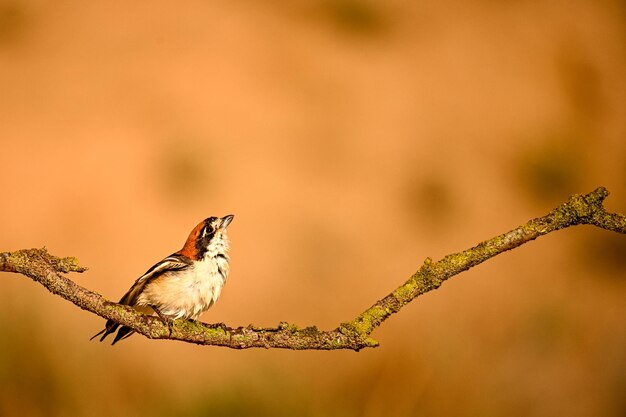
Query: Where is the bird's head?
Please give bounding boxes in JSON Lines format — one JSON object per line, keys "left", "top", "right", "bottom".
{"left": 179, "top": 215, "right": 234, "bottom": 260}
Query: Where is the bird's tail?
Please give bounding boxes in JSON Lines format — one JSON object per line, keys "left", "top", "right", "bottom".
{"left": 91, "top": 303, "right": 156, "bottom": 344}
{"left": 90, "top": 319, "right": 135, "bottom": 345}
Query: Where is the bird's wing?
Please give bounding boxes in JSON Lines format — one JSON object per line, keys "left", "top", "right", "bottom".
{"left": 119, "top": 254, "right": 191, "bottom": 306}
{"left": 90, "top": 254, "right": 191, "bottom": 344}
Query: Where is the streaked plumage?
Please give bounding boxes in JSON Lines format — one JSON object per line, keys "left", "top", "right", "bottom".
{"left": 92, "top": 215, "right": 234, "bottom": 344}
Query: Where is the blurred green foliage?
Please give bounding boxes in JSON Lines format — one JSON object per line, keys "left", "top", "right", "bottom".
{"left": 578, "top": 232, "right": 626, "bottom": 276}
{"left": 316, "top": 0, "right": 389, "bottom": 36}
{"left": 515, "top": 132, "right": 585, "bottom": 204}
{"left": 0, "top": 1, "right": 26, "bottom": 44}
{"left": 159, "top": 376, "right": 314, "bottom": 417}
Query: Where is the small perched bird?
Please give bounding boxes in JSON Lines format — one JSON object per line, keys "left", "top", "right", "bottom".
{"left": 92, "top": 215, "right": 234, "bottom": 344}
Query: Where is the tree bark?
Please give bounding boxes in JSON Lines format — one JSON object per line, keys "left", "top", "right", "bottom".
{"left": 1, "top": 187, "right": 624, "bottom": 350}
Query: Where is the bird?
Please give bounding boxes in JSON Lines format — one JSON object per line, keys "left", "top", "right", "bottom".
{"left": 92, "top": 215, "right": 234, "bottom": 344}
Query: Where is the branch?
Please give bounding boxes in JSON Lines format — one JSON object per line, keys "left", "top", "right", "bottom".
{"left": 2, "top": 187, "right": 624, "bottom": 350}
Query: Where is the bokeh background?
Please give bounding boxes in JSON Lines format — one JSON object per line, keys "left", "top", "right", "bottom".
{"left": 1, "top": 1, "right": 625, "bottom": 416}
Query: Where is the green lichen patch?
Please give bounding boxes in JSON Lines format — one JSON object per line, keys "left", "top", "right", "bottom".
{"left": 54, "top": 256, "right": 88, "bottom": 273}
{"left": 2, "top": 248, "right": 87, "bottom": 274}
{"left": 393, "top": 279, "right": 418, "bottom": 302}
{"left": 175, "top": 319, "right": 229, "bottom": 337}
{"left": 4, "top": 248, "right": 42, "bottom": 273}
{"left": 277, "top": 322, "right": 301, "bottom": 332}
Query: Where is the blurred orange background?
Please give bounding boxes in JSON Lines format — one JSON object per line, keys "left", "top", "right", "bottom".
{"left": 1, "top": 1, "right": 625, "bottom": 416}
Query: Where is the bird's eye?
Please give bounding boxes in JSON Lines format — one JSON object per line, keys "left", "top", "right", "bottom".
{"left": 202, "top": 225, "right": 214, "bottom": 237}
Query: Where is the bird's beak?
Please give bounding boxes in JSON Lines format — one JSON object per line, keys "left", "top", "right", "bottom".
{"left": 221, "top": 214, "right": 234, "bottom": 229}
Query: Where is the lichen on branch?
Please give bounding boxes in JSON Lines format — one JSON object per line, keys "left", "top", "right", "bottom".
{"left": 1, "top": 187, "right": 624, "bottom": 350}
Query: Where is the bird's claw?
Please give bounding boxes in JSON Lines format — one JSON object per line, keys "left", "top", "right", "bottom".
{"left": 153, "top": 307, "right": 174, "bottom": 337}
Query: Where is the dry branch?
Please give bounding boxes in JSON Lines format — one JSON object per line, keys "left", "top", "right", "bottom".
{"left": 1, "top": 187, "right": 624, "bottom": 350}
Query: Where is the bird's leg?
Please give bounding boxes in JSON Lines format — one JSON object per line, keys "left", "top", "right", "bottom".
{"left": 152, "top": 306, "right": 174, "bottom": 337}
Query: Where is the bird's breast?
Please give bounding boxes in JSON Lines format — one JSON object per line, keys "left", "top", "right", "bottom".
{"left": 138, "top": 257, "right": 228, "bottom": 320}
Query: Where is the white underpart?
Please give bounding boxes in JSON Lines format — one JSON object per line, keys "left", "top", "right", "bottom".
{"left": 137, "top": 229, "right": 230, "bottom": 320}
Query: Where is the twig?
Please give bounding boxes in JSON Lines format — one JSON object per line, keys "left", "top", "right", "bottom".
{"left": 1, "top": 187, "right": 624, "bottom": 350}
